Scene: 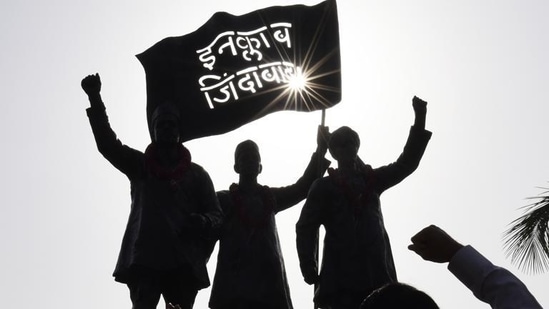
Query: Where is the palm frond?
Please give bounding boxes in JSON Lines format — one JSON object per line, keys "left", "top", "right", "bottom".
{"left": 503, "top": 187, "right": 549, "bottom": 274}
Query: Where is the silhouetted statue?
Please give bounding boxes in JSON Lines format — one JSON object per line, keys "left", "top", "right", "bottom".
{"left": 209, "top": 129, "right": 330, "bottom": 309}
{"left": 408, "top": 225, "right": 542, "bottom": 309}
{"left": 296, "top": 96, "right": 432, "bottom": 309}
{"left": 81, "top": 73, "right": 222, "bottom": 309}
{"left": 360, "top": 282, "right": 439, "bottom": 309}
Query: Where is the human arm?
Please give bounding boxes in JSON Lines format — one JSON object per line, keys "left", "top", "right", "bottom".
{"left": 81, "top": 73, "right": 141, "bottom": 175}
{"left": 408, "top": 224, "right": 463, "bottom": 263}
{"left": 450, "top": 246, "right": 542, "bottom": 309}
{"left": 409, "top": 225, "right": 542, "bottom": 309}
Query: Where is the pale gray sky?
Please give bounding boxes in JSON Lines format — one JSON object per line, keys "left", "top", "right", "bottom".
{"left": 1, "top": 0, "right": 548, "bottom": 308}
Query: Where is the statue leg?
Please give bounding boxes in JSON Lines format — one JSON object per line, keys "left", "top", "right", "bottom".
{"left": 161, "top": 275, "right": 198, "bottom": 309}
{"left": 127, "top": 276, "right": 162, "bottom": 309}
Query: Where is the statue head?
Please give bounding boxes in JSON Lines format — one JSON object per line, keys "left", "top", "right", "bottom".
{"left": 328, "top": 126, "right": 360, "bottom": 163}
{"left": 234, "top": 140, "right": 262, "bottom": 176}
{"left": 151, "top": 101, "right": 181, "bottom": 145}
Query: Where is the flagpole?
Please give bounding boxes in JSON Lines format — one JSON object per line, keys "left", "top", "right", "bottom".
{"left": 314, "top": 109, "right": 326, "bottom": 309}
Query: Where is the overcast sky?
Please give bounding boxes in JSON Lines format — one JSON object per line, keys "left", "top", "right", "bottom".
{"left": 1, "top": 0, "right": 549, "bottom": 308}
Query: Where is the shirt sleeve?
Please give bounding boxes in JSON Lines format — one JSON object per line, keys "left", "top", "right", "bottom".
{"left": 448, "top": 245, "right": 542, "bottom": 309}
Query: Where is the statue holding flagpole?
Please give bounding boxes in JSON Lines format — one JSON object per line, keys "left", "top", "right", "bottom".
{"left": 296, "top": 96, "right": 432, "bottom": 309}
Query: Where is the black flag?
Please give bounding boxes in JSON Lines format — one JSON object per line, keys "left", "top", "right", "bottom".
{"left": 138, "top": 0, "right": 341, "bottom": 141}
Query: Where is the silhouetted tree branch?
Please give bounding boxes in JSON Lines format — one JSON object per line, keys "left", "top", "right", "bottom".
{"left": 503, "top": 186, "right": 549, "bottom": 274}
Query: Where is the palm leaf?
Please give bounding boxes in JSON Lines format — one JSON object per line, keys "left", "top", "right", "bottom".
{"left": 503, "top": 187, "right": 549, "bottom": 274}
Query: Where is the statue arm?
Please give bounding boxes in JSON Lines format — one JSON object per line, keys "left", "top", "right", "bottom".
{"left": 272, "top": 126, "right": 331, "bottom": 212}
{"left": 412, "top": 95, "right": 427, "bottom": 130}
{"left": 82, "top": 74, "right": 142, "bottom": 176}
{"left": 373, "top": 97, "right": 432, "bottom": 192}
{"left": 195, "top": 166, "right": 223, "bottom": 230}
{"left": 295, "top": 180, "right": 325, "bottom": 285}
{"left": 272, "top": 151, "right": 330, "bottom": 213}
{"left": 184, "top": 166, "right": 224, "bottom": 260}
{"left": 374, "top": 126, "right": 431, "bottom": 192}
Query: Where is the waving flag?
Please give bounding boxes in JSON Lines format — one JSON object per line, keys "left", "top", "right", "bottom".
{"left": 137, "top": 0, "right": 340, "bottom": 141}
